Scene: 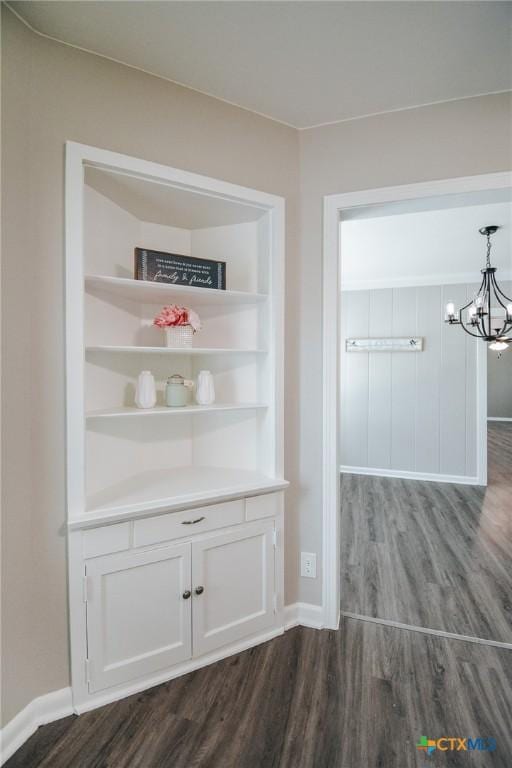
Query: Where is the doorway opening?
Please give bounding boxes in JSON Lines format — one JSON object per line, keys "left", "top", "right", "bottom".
{"left": 322, "top": 172, "right": 512, "bottom": 634}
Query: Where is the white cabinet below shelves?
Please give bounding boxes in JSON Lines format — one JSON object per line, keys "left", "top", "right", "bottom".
{"left": 84, "top": 517, "right": 277, "bottom": 694}
{"left": 192, "top": 519, "right": 275, "bottom": 656}
{"left": 85, "top": 543, "right": 192, "bottom": 693}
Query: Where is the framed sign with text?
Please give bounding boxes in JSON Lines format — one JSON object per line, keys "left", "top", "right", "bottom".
{"left": 134, "top": 248, "right": 226, "bottom": 290}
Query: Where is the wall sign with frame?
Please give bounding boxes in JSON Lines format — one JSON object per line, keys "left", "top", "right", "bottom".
{"left": 134, "top": 248, "right": 226, "bottom": 290}
{"left": 346, "top": 337, "right": 424, "bottom": 352}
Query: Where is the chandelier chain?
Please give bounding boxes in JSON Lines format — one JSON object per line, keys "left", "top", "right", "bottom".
{"left": 486, "top": 232, "right": 492, "bottom": 268}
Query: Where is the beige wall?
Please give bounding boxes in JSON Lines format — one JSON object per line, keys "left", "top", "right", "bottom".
{"left": 0, "top": 7, "right": 300, "bottom": 726}
{"left": 2, "top": 4, "right": 512, "bottom": 727}
{"left": 1, "top": 9, "right": 37, "bottom": 729}
{"left": 297, "top": 92, "right": 512, "bottom": 605}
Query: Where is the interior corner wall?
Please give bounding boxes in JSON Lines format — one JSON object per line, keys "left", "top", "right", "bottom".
{"left": 0, "top": 6, "right": 300, "bottom": 727}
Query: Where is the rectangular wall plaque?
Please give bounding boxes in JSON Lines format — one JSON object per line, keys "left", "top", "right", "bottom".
{"left": 346, "top": 337, "right": 424, "bottom": 352}
{"left": 134, "top": 248, "right": 226, "bottom": 290}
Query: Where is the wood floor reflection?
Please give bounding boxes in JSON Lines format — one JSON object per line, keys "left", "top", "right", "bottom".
{"left": 340, "top": 422, "right": 512, "bottom": 642}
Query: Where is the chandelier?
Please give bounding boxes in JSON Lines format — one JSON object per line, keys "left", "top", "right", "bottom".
{"left": 444, "top": 226, "right": 512, "bottom": 352}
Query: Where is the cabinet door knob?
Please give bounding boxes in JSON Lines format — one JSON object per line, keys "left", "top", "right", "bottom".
{"left": 194, "top": 586, "right": 204, "bottom": 595}
{"left": 182, "top": 590, "right": 191, "bottom": 600}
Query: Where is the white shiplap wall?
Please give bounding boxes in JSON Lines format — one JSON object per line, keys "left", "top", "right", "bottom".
{"left": 340, "top": 283, "right": 480, "bottom": 480}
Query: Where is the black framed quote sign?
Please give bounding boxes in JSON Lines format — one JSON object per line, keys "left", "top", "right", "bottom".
{"left": 134, "top": 248, "right": 226, "bottom": 290}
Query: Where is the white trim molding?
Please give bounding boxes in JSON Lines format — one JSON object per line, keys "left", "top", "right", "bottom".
{"left": 341, "top": 612, "right": 512, "bottom": 650}
{"left": 322, "top": 195, "right": 342, "bottom": 631}
{"left": 284, "top": 602, "right": 326, "bottom": 630}
{"left": 341, "top": 269, "right": 512, "bottom": 292}
{"left": 323, "top": 171, "right": 512, "bottom": 642}
{"left": 488, "top": 416, "right": 512, "bottom": 422}
{"left": 0, "top": 688, "right": 73, "bottom": 766}
{"left": 73, "top": 627, "right": 284, "bottom": 715}
{"left": 340, "top": 466, "right": 482, "bottom": 486}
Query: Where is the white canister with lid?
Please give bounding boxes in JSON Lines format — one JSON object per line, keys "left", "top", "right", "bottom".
{"left": 165, "top": 374, "right": 194, "bottom": 407}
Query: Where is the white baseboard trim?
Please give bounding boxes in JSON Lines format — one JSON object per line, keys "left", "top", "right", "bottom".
{"left": 341, "top": 612, "right": 512, "bottom": 650}
{"left": 1, "top": 610, "right": 326, "bottom": 762}
{"left": 2, "top": 627, "right": 287, "bottom": 758}
{"left": 0, "top": 687, "right": 73, "bottom": 766}
{"left": 284, "top": 602, "right": 325, "bottom": 630}
{"left": 340, "top": 465, "right": 481, "bottom": 486}
{"left": 73, "top": 625, "right": 284, "bottom": 714}
{"left": 487, "top": 416, "right": 512, "bottom": 422}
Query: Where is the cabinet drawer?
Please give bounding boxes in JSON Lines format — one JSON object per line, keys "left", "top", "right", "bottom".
{"left": 245, "top": 492, "right": 280, "bottom": 521}
{"left": 83, "top": 522, "right": 131, "bottom": 558}
{"left": 133, "top": 499, "right": 245, "bottom": 547}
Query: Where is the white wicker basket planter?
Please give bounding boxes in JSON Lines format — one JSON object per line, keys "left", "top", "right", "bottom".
{"left": 165, "top": 325, "right": 194, "bottom": 348}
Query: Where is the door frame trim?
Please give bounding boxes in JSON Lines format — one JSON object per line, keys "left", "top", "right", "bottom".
{"left": 322, "top": 171, "right": 512, "bottom": 630}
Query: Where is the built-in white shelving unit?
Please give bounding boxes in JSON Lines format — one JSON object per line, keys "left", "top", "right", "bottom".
{"left": 66, "top": 142, "right": 286, "bottom": 712}
{"left": 64, "top": 153, "right": 287, "bottom": 524}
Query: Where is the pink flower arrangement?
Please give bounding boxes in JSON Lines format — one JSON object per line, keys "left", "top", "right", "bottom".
{"left": 153, "top": 305, "right": 201, "bottom": 333}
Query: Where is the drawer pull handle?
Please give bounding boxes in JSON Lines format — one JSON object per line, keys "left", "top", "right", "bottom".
{"left": 195, "top": 586, "right": 204, "bottom": 595}
{"left": 181, "top": 516, "right": 206, "bottom": 525}
{"left": 182, "top": 590, "right": 191, "bottom": 600}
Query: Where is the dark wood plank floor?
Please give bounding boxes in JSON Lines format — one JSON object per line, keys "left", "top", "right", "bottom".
{"left": 341, "top": 422, "right": 512, "bottom": 642}
{"left": 6, "top": 619, "right": 512, "bottom": 768}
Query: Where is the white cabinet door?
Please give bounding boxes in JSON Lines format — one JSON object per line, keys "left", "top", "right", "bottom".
{"left": 86, "top": 543, "right": 192, "bottom": 693}
{"left": 192, "top": 519, "right": 275, "bottom": 657}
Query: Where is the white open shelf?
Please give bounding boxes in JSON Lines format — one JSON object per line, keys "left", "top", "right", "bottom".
{"left": 86, "top": 345, "right": 266, "bottom": 355}
{"left": 74, "top": 466, "right": 289, "bottom": 528}
{"left": 85, "top": 274, "right": 268, "bottom": 306}
{"left": 66, "top": 152, "right": 285, "bottom": 527}
{"left": 86, "top": 403, "right": 268, "bottom": 419}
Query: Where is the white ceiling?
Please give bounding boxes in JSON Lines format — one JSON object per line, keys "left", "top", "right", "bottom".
{"left": 341, "top": 201, "right": 512, "bottom": 290}
{"left": 9, "top": 1, "right": 512, "bottom": 129}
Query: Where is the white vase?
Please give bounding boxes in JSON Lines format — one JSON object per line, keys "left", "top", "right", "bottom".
{"left": 165, "top": 325, "right": 194, "bottom": 348}
{"left": 135, "top": 370, "right": 156, "bottom": 409}
{"left": 196, "top": 370, "right": 215, "bottom": 405}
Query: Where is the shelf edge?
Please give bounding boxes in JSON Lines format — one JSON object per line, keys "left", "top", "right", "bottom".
{"left": 68, "top": 479, "right": 289, "bottom": 530}
{"left": 86, "top": 403, "right": 269, "bottom": 419}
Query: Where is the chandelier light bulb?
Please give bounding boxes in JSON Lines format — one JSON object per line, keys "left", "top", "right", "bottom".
{"left": 489, "top": 339, "right": 509, "bottom": 352}
{"left": 507, "top": 303, "right": 512, "bottom": 319}
{"left": 445, "top": 301, "right": 455, "bottom": 320}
